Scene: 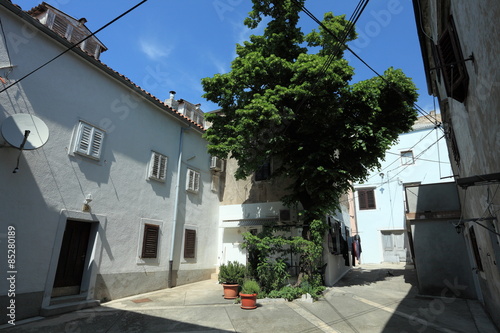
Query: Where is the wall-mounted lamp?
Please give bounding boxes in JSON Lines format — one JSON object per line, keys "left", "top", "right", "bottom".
{"left": 82, "top": 194, "right": 92, "bottom": 212}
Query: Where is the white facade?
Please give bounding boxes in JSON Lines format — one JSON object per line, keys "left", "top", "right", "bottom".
{"left": 0, "top": 3, "right": 218, "bottom": 323}
{"left": 354, "top": 118, "right": 453, "bottom": 264}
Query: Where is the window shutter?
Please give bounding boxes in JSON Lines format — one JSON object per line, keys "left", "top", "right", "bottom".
{"left": 74, "top": 122, "right": 104, "bottom": 160}
{"left": 437, "top": 16, "right": 469, "bottom": 102}
{"left": 52, "top": 14, "right": 69, "bottom": 38}
{"left": 90, "top": 128, "right": 104, "bottom": 159}
{"left": 184, "top": 229, "right": 196, "bottom": 259}
{"left": 141, "top": 224, "right": 159, "bottom": 259}
{"left": 194, "top": 171, "right": 200, "bottom": 192}
{"left": 149, "top": 152, "right": 167, "bottom": 181}
{"left": 366, "top": 190, "right": 376, "bottom": 209}
{"left": 358, "top": 189, "right": 376, "bottom": 210}
{"left": 358, "top": 191, "right": 367, "bottom": 210}
{"left": 76, "top": 123, "right": 93, "bottom": 155}
{"left": 186, "top": 169, "right": 200, "bottom": 193}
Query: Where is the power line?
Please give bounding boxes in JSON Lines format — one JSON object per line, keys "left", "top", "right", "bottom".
{"left": 0, "top": 0, "right": 148, "bottom": 94}
{"left": 295, "top": 2, "right": 442, "bottom": 127}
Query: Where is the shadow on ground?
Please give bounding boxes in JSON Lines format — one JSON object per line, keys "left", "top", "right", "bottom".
{"left": 2, "top": 308, "right": 234, "bottom": 333}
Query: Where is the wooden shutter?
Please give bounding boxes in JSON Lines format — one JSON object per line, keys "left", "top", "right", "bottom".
{"left": 141, "top": 224, "right": 159, "bottom": 259}
{"left": 75, "top": 122, "right": 104, "bottom": 160}
{"left": 437, "top": 15, "right": 469, "bottom": 102}
{"left": 187, "top": 169, "right": 200, "bottom": 192}
{"left": 149, "top": 152, "right": 167, "bottom": 181}
{"left": 90, "top": 128, "right": 104, "bottom": 159}
{"left": 184, "top": 229, "right": 196, "bottom": 259}
{"left": 51, "top": 14, "right": 69, "bottom": 38}
{"left": 358, "top": 189, "right": 376, "bottom": 210}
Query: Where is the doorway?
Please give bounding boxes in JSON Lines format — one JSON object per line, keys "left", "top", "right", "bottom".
{"left": 381, "top": 230, "right": 408, "bottom": 263}
{"left": 52, "top": 220, "right": 92, "bottom": 297}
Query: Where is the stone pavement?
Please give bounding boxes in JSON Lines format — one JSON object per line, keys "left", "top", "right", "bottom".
{"left": 1, "top": 263, "right": 498, "bottom": 333}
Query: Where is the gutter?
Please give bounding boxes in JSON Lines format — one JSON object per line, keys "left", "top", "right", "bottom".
{"left": 168, "top": 125, "right": 190, "bottom": 287}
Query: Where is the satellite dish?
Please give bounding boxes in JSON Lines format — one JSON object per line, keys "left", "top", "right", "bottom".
{"left": 1, "top": 114, "right": 49, "bottom": 150}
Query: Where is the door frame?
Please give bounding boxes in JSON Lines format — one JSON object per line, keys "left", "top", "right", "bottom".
{"left": 42, "top": 210, "right": 105, "bottom": 308}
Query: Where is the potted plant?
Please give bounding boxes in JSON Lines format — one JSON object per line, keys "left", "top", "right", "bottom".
{"left": 239, "top": 279, "right": 260, "bottom": 309}
{"left": 218, "top": 261, "right": 245, "bottom": 299}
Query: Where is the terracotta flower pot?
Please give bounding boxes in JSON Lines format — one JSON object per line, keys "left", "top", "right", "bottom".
{"left": 222, "top": 283, "right": 239, "bottom": 299}
{"left": 240, "top": 293, "right": 257, "bottom": 309}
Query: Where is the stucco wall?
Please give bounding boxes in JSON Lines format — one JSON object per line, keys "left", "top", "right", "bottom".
{"left": 354, "top": 125, "right": 452, "bottom": 264}
{"left": 0, "top": 6, "right": 219, "bottom": 323}
{"left": 416, "top": 0, "right": 500, "bottom": 328}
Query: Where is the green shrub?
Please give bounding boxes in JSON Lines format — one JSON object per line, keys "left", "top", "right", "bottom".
{"left": 269, "top": 286, "right": 304, "bottom": 301}
{"left": 218, "top": 261, "right": 245, "bottom": 285}
{"left": 241, "top": 279, "right": 260, "bottom": 295}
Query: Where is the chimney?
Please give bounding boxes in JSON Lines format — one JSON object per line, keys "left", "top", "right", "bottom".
{"left": 78, "top": 18, "right": 87, "bottom": 26}
{"left": 165, "top": 90, "right": 178, "bottom": 110}
{"left": 430, "top": 110, "right": 436, "bottom": 118}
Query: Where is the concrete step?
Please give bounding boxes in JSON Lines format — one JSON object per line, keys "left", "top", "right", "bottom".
{"left": 41, "top": 299, "right": 100, "bottom": 317}
{"left": 49, "top": 293, "right": 87, "bottom": 306}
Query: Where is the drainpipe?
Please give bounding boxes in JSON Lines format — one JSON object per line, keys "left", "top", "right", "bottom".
{"left": 169, "top": 125, "right": 190, "bottom": 287}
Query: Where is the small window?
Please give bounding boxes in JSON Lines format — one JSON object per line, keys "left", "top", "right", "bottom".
{"left": 186, "top": 169, "right": 200, "bottom": 193}
{"left": 73, "top": 121, "right": 104, "bottom": 160}
{"left": 469, "top": 226, "right": 483, "bottom": 272}
{"left": 141, "top": 224, "right": 159, "bottom": 259}
{"left": 401, "top": 151, "right": 414, "bottom": 165}
{"left": 149, "top": 152, "right": 167, "bottom": 182}
{"left": 437, "top": 15, "right": 469, "bottom": 102}
{"left": 184, "top": 229, "right": 196, "bottom": 259}
{"left": 211, "top": 174, "right": 220, "bottom": 192}
{"left": 358, "top": 189, "right": 376, "bottom": 210}
{"left": 255, "top": 160, "right": 271, "bottom": 181}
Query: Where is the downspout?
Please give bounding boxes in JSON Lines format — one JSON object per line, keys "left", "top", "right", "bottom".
{"left": 169, "top": 125, "right": 190, "bottom": 287}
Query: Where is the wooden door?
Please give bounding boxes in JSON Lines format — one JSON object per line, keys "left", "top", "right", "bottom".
{"left": 53, "top": 220, "right": 91, "bottom": 295}
{"left": 381, "top": 230, "right": 407, "bottom": 262}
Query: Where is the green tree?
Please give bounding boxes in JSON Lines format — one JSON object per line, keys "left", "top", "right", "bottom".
{"left": 202, "top": 0, "right": 417, "bottom": 244}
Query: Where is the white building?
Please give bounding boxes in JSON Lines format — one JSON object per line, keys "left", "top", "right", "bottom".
{"left": 217, "top": 157, "right": 353, "bottom": 287}
{"left": 0, "top": 2, "right": 219, "bottom": 322}
{"left": 353, "top": 113, "right": 453, "bottom": 264}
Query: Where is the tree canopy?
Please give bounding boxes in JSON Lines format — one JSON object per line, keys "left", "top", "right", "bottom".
{"left": 202, "top": 0, "right": 418, "bottom": 222}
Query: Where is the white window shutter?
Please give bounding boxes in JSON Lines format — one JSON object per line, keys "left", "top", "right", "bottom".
{"left": 90, "top": 128, "right": 104, "bottom": 159}
{"left": 194, "top": 171, "right": 200, "bottom": 192}
{"left": 186, "top": 169, "right": 200, "bottom": 193}
{"left": 74, "top": 122, "right": 104, "bottom": 160}
{"left": 75, "top": 123, "right": 92, "bottom": 155}
{"left": 149, "top": 152, "right": 167, "bottom": 181}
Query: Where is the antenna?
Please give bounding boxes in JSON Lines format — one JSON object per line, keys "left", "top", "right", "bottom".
{"left": 1, "top": 114, "right": 50, "bottom": 173}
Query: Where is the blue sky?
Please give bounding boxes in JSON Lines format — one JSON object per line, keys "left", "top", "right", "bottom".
{"left": 19, "top": 0, "right": 436, "bottom": 114}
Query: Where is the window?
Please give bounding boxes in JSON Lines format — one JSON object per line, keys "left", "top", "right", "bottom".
{"left": 437, "top": 15, "right": 469, "bottom": 102}
{"left": 469, "top": 226, "right": 483, "bottom": 272}
{"left": 184, "top": 229, "right": 196, "bottom": 259}
{"left": 141, "top": 224, "right": 159, "bottom": 259}
{"left": 73, "top": 121, "right": 104, "bottom": 160}
{"left": 255, "top": 160, "right": 271, "bottom": 181}
{"left": 358, "top": 189, "right": 376, "bottom": 210}
{"left": 186, "top": 169, "right": 200, "bottom": 193}
{"left": 401, "top": 151, "right": 414, "bottom": 165}
{"left": 149, "top": 152, "right": 167, "bottom": 182}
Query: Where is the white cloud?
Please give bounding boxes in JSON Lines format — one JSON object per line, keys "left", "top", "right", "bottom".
{"left": 139, "top": 39, "right": 172, "bottom": 60}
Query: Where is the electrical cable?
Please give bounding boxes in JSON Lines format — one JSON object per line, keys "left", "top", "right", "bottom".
{"left": 295, "top": 2, "right": 442, "bottom": 127}
{"left": 0, "top": 0, "right": 148, "bottom": 94}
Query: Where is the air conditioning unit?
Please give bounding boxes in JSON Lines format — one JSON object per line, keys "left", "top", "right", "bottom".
{"left": 210, "top": 156, "right": 224, "bottom": 171}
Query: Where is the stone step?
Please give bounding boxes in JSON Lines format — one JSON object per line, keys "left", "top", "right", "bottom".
{"left": 41, "top": 299, "right": 100, "bottom": 317}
